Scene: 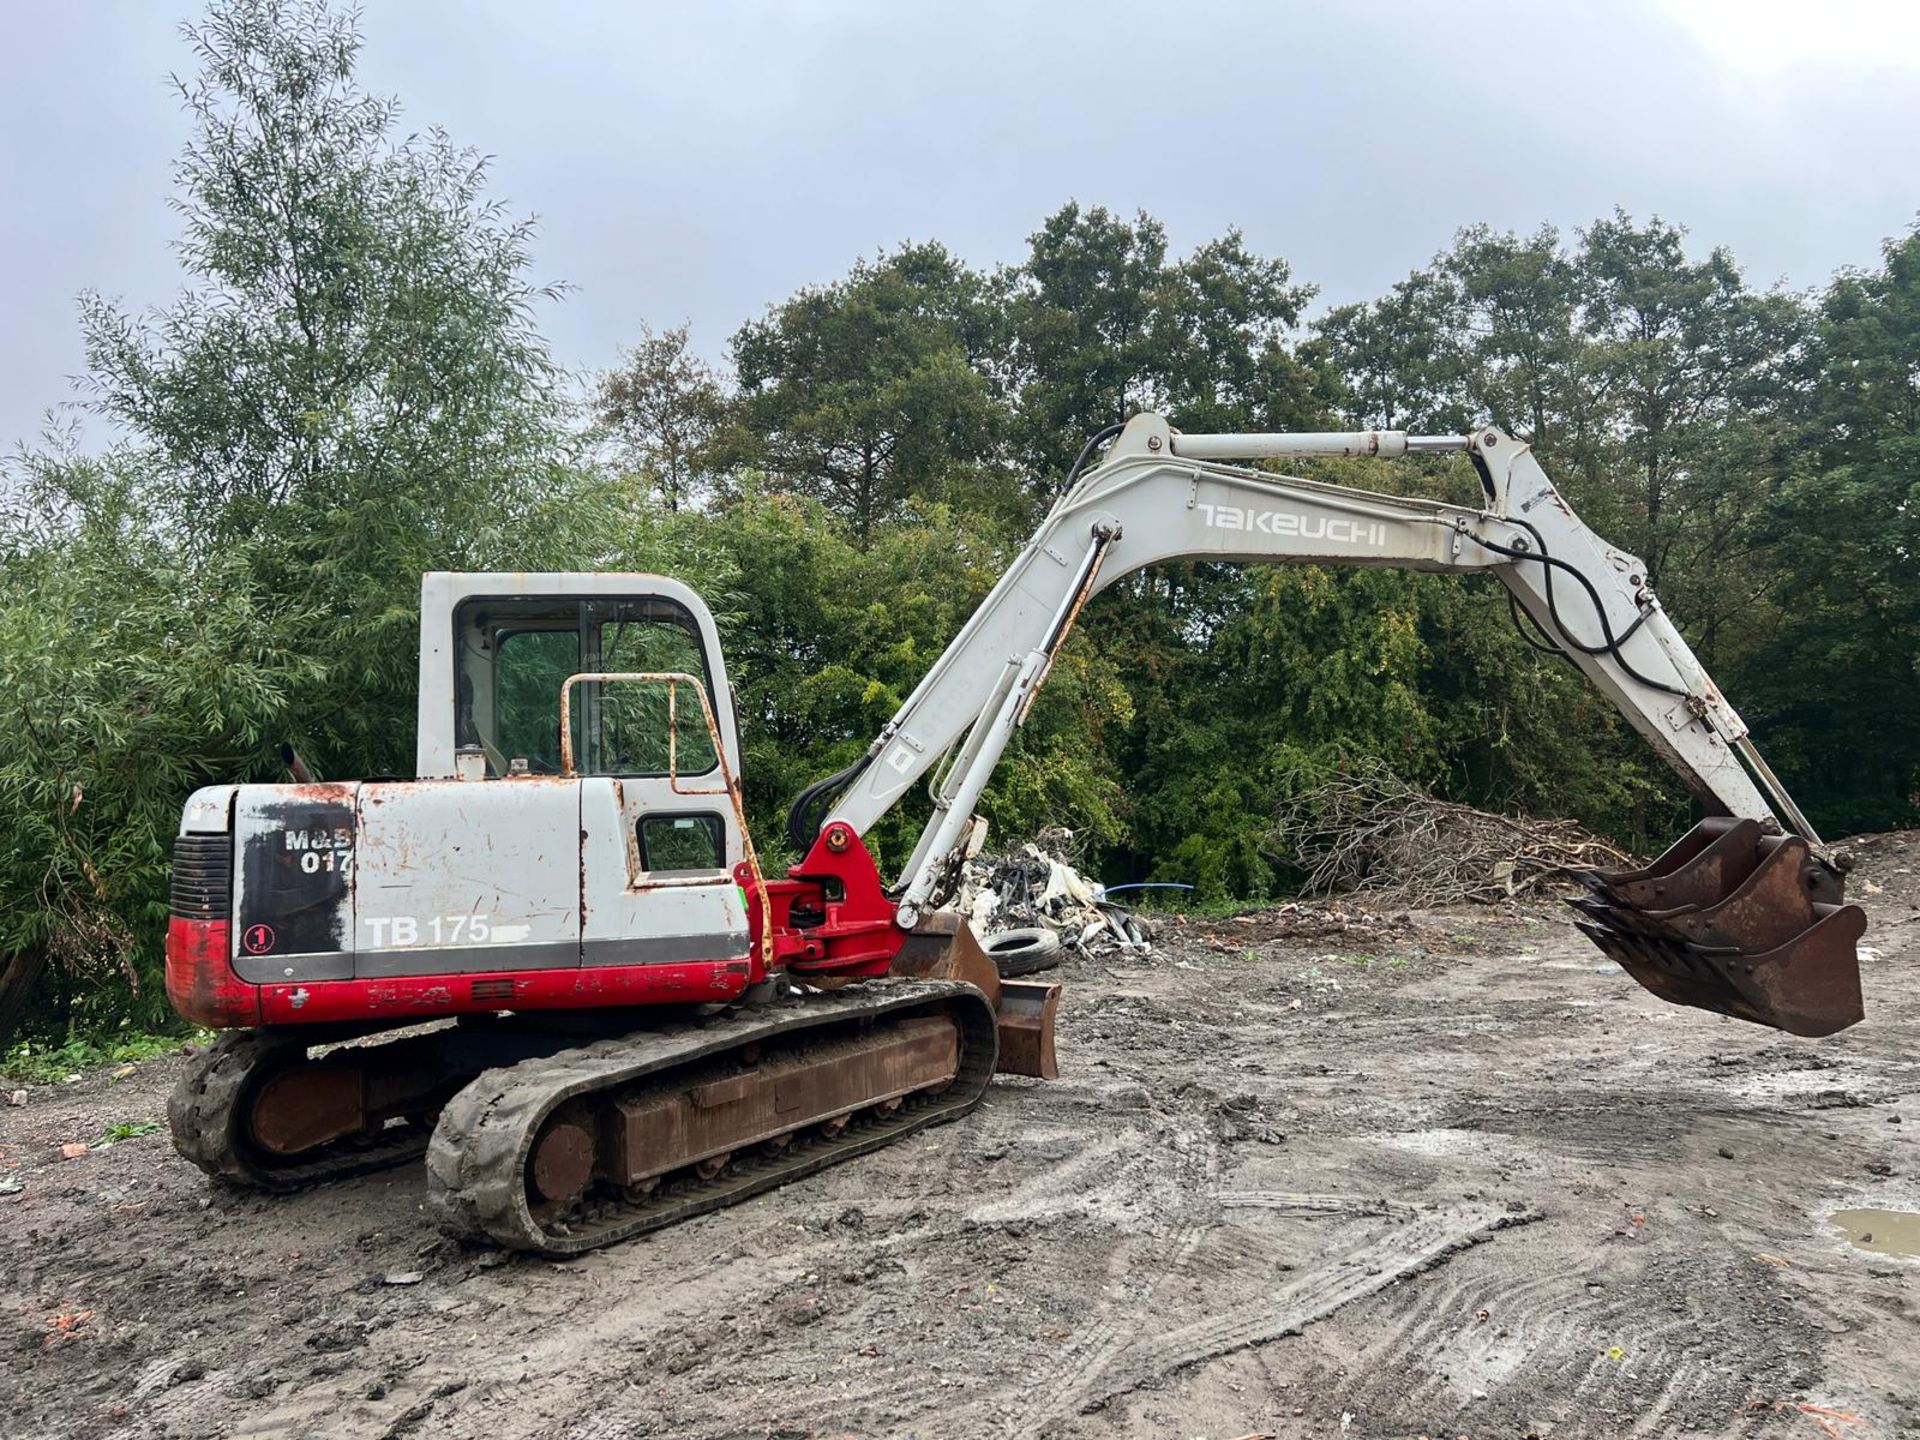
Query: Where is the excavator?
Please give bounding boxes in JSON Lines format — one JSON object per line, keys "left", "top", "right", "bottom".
{"left": 163, "top": 416, "right": 1867, "bottom": 1256}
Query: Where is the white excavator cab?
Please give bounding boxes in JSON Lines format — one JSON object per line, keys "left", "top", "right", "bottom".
{"left": 417, "top": 572, "right": 740, "bottom": 786}
{"left": 170, "top": 574, "right": 755, "bottom": 1031}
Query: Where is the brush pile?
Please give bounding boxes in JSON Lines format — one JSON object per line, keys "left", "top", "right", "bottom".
{"left": 1273, "top": 758, "right": 1633, "bottom": 907}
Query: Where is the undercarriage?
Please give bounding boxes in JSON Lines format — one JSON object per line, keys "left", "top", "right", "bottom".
{"left": 170, "top": 944, "right": 1041, "bottom": 1257}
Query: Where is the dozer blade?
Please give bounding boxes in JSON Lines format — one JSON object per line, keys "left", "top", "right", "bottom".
{"left": 893, "top": 909, "right": 1061, "bottom": 1079}
{"left": 1571, "top": 819, "right": 1865, "bottom": 1038}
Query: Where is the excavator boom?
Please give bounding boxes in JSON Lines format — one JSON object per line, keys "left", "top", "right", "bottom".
{"left": 794, "top": 415, "right": 1862, "bottom": 1037}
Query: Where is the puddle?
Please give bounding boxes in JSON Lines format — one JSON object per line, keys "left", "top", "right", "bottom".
{"left": 1829, "top": 1208, "right": 1920, "bottom": 1258}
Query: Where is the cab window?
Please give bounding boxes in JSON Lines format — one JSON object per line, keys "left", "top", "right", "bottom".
{"left": 638, "top": 813, "right": 727, "bottom": 872}
{"left": 454, "top": 596, "right": 720, "bottom": 777}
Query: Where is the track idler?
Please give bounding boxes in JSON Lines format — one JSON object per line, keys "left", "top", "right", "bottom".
{"left": 1569, "top": 817, "right": 1866, "bottom": 1037}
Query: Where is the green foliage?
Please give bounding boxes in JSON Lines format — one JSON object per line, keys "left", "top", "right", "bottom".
{"left": 2, "top": 1031, "right": 192, "bottom": 1087}
{"left": 0, "top": 449, "right": 329, "bottom": 1035}
{"left": 596, "top": 322, "right": 727, "bottom": 512}
{"left": 1734, "top": 224, "right": 1920, "bottom": 833}
{"left": 1, "top": 0, "right": 615, "bottom": 1038}
{"left": 725, "top": 243, "right": 1011, "bottom": 543}
{"left": 706, "top": 491, "right": 1128, "bottom": 873}
{"left": 1007, "top": 205, "right": 1318, "bottom": 476}
{"left": 96, "top": 1120, "right": 166, "bottom": 1146}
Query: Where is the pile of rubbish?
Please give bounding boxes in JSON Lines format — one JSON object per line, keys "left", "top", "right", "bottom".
{"left": 956, "top": 828, "right": 1151, "bottom": 956}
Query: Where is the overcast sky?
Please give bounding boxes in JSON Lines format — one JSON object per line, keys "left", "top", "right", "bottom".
{"left": 5, "top": 0, "right": 1919, "bottom": 451}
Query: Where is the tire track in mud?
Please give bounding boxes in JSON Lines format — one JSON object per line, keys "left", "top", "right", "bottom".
{"left": 992, "top": 1114, "right": 1223, "bottom": 1439}
{"left": 991, "top": 1218, "right": 1213, "bottom": 1437}
{"left": 483, "top": 1109, "right": 1144, "bottom": 1436}
{"left": 1217, "top": 1189, "right": 1419, "bottom": 1221}
{"left": 1338, "top": 1267, "right": 1578, "bottom": 1424}
{"left": 212, "top": 1193, "right": 967, "bottom": 1440}
{"left": 657, "top": 1118, "right": 1226, "bottom": 1440}
{"left": 1328, "top": 1244, "right": 1803, "bottom": 1438}
{"left": 992, "top": 1199, "right": 1542, "bottom": 1430}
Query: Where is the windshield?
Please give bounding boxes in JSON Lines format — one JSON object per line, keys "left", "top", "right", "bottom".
{"left": 453, "top": 595, "right": 720, "bottom": 777}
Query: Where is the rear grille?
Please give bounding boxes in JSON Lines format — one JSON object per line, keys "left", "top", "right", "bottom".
{"left": 170, "top": 834, "right": 233, "bottom": 920}
{"left": 471, "top": 978, "right": 516, "bottom": 1002}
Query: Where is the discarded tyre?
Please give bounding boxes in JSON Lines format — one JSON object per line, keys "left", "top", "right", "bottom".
{"left": 981, "top": 927, "right": 1062, "bottom": 977}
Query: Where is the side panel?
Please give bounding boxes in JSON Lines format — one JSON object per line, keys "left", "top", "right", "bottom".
{"left": 353, "top": 779, "right": 581, "bottom": 977}
{"left": 233, "top": 783, "right": 359, "bottom": 984}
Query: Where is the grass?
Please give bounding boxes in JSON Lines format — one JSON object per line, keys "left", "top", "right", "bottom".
{"left": 1130, "top": 893, "right": 1270, "bottom": 921}
{"left": 94, "top": 1119, "right": 163, "bottom": 1146}
{"left": 2, "top": 1030, "right": 200, "bottom": 1087}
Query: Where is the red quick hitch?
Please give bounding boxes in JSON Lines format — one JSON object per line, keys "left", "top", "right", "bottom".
{"left": 736, "top": 827, "right": 906, "bottom": 980}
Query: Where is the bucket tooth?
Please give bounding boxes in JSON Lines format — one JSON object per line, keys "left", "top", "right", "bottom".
{"left": 1569, "top": 819, "right": 1866, "bottom": 1038}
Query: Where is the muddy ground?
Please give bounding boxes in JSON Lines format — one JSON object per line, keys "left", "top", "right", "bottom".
{"left": 5, "top": 836, "right": 1919, "bottom": 1440}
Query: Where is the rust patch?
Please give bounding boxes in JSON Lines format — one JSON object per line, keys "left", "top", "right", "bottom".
{"left": 1573, "top": 819, "right": 1865, "bottom": 1037}
{"left": 250, "top": 1068, "right": 365, "bottom": 1155}
{"left": 603, "top": 1016, "right": 960, "bottom": 1186}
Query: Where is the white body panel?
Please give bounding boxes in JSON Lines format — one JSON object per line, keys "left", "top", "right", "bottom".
{"left": 207, "top": 574, "right": 750, "bottom": 990}
{"left": 353, "top": 779, "right": 581, "bottom": 977}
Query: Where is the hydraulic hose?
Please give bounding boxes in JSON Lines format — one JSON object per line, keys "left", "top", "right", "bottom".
{"left": 784, "top": 756, "right": 870, "bottom": 854}
{"left": 1464, "top": 521, "right": 1686, "bottom": 698}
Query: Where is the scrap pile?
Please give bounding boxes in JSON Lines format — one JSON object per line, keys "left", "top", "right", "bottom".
{"left": 957, "top": 827, "right": 1151, "bottom": 955}
{"left": 1273, "top": 758, "right": 1633, "bottom": 907}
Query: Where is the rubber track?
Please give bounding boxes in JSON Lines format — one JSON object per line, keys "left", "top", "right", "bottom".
{"left": 426, "top": 980, "right": 998, "bottom": 1257}
{"left": 167, "top": 1029, "right": 441, "bottom": 1190}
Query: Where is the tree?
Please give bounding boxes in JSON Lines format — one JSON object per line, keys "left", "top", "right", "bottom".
{"left": 1442, "top": 224, "right": 1587, "bottom": 452}
{"left": 1739, "top": 222, "right": 1920, "bottom": 833}
{"left": 1573, "top": 213, "right": 1802, "bottom": 579}
{"left": 0, "top": 452, "right": 322, "bottom": 1039}
{"left": 68, "top": 0, "right": 610, "bottom": 775}
{"left": 1008, "top": 205, "right": 1317, "bottom": 478}
{"left": 725, "top": 243, "right": 1008, "bottom": 543}
{"left": 597, "top": 322, "right": 727, "bottom": 511}
{"left": 1312, "top": 268, "right": 1469, "bottom": 433}
{"left": 708, "top": 490, "right": 1128, "bottom": 871}
{"left": 0, "top": 0, "right": 609, "bottom": 1041}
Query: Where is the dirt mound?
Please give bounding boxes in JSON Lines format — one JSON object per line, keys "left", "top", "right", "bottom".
{"left": 3, "top": 839, "right": 1916, "bottom": 1438}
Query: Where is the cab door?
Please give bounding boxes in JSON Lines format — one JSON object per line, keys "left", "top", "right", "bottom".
{"left": 447, "top": 580, "right": 751, "bottom": 977}
{"left": 570, "top": 594, "right": 750, "bottom": 972}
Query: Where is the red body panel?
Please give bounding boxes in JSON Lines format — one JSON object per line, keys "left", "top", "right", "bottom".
{"left": 167, "top": 914, "right": 754, "bottom": 1029}
{"left": 255, "top": 957, "right": 754, "bottom": 1025}
{"left": 167, "top": 825, "right": 901, "bottom": 1030}
{"left": 166, "top": 918, "right": 261, "bottom": 1028}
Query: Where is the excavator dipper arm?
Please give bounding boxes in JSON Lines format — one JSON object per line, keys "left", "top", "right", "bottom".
{"left": 807, "top": 414, "right": 1864, "bottom": 1037}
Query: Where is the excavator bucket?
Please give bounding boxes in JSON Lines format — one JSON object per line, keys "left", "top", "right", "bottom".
{"left": 1569, "top": 817, "right": 1865, "bottom": 1037}
{"left": 893, "top": 910, "right": 1061, "bottom": 1080}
